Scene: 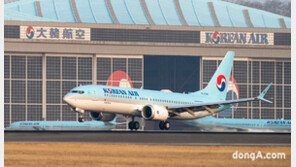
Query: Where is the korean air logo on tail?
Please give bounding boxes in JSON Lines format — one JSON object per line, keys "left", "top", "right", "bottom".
{"left": 26, "top": 26, "right": 35, "bottom": 39}
{"left": 212, "top": 31, "right": 221, "bottom": 44}
{"left": 216, "top": 74, "right": 226, "bottom": 92}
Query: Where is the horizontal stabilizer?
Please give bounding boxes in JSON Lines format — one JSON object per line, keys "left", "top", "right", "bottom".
{"left": 257, "top": 83, "right": 273, "bottom": 103}
{"left": 167, "top": 83, "right": 273, "bottom": 114}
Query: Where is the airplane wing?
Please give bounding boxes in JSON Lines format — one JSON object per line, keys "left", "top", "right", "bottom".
{"left": 167, "top": 83, "right": 272, "bottom": 115}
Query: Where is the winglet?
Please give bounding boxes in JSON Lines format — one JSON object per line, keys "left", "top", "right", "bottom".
{"left": 257, "top": 83, "right": 273, "bottom": 103}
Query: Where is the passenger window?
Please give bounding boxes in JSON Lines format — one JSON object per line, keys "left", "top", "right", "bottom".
{"left": 71, "top": 90, "right": 84, "bottom": 94}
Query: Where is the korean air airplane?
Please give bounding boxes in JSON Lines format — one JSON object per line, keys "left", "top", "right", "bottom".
{"left": 6, "top": 120, "right": 117, "bottom": 131}
{"left": 63, "top": 51, "right": 272, "bottom": 130}
{"left": 185, "top": 116, "right": 291, "bottom": 132}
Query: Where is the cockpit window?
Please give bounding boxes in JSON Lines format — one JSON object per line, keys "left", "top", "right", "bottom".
{"left": 71, "top": 90, "right": 84, "bottom": 94}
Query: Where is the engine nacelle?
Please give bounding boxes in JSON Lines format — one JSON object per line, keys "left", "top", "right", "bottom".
{"left": 89, "top": 112, "right": 116, "bottom": 122}
{"left": 141, "top": 105, "right": 169, "bottom": 121}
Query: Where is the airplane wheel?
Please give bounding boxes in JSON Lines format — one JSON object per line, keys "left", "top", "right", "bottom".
{"left": 164, "top": 121, "right": 170, "bottom": 130}
{"left": 128, "top": 122, "right": 134, "bottom": 130}
{"left": 159, "top": 121, "right": 165, "bottom": 130}
{"left": 133, "top": 121, "right": 140, "bottom": 130}
{"left": 78, "top": 117, "right": 84, "bottom": 122}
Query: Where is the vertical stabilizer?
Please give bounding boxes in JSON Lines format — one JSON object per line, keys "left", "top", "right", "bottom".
{"left": 191, "top": 51, "right": 234, "bottom": 100}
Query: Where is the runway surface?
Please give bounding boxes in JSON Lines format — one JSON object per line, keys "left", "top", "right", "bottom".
{"left": 5, "top": 131, "right": 290, "bottom": 146}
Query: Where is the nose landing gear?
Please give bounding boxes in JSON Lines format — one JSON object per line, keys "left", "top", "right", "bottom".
{"left": 75, "top": 108, "right": 85, "bottom": 123}
{"left": 159, "top": 121, "right": 170, "bottom": 130}
{"left": 78, "top": 115, "right": 84, "bottom": 122}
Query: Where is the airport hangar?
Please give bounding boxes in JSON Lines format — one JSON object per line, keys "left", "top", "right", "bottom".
{"left": 4, "top": 0, "right": 291, "bottom": 129}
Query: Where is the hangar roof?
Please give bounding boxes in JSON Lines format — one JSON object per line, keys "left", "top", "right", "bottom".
{"left": 4, "top": 0, "right": 290, "bottom": 28}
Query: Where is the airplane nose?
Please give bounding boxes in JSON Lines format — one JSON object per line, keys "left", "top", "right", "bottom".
{"left": 63, "top": 95, "right": 72, "bottom": 104}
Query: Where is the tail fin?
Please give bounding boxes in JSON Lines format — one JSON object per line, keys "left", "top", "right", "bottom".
{"left": 191, "top": 51, "right": 234, "bottom": 100}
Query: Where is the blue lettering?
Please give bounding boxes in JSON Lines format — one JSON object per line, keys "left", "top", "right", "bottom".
{"left": 103, "top": 88, "right": 138, "bottom": 96}
{"left": 239, "top": 33, "right": 246, "bottom": 44}
{"left": 119, "top": 90, "right": 124, "bottom": 94}
{"left": 127, "top": 91, "right": 140, "bottom": 96}
{"left": 103, "top": 88, "right": 109, "bottom": 93}
{"left": 233, "top": 33, "right": 239, "bottom": 43}
{"left": 248, "top": 33, "right": 255, "bottom": 44}
{"left": 134, "top": 91, "right": 139, "bottom": 96}
{"left": 205, "top": 32, "right": 269, "bottom": 45}
{"left": 255, "top": 34, "right": 260, "bottom": 43}
{"left": 228, "top": 33, "right": 234, "bottom": 43}
{"left": 115, "top": 89, "right": 119, "bottom": 94}
{"left": 128, "top": 91, "right": 134, "bottom": 96}
{"left": 261, "top": 34, "right": 268, "bottom": 44}
{"left": 220, "top": 33, "right": 227, "bottom": 43}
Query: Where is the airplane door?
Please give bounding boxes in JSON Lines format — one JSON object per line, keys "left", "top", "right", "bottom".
{"left": 91, "top": 89, "right": 99, "bottom": 101}
{"left": 92, "top": 88, "right": 106, "bottom": 111}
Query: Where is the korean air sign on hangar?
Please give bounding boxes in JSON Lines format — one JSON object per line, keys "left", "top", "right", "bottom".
{"left": 201, "top": 31, "right": 274, "bottom": 45}
{"left": 20, "top": 26, "right": 90, "bottom": 41}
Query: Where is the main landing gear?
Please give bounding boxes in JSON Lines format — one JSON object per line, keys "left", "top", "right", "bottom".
{"left": 128, "top": 116, "right": 140, "bottom": 130}
{"left": 128, "top": 121, "right": 140, "bottom": 130}
{"left": 159, "top": 121, "right": 170, "bottom": 130}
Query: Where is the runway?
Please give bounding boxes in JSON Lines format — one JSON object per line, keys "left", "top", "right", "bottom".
{"left": 4, "top": 131, "right": 290, "bottom": 146}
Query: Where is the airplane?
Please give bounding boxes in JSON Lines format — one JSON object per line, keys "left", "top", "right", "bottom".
{"left": 6, "top": 120, "right": 117, "bottom": 131}
{"left": 185, "top": 116, "right": 291, "bottom": 132}
{"left": 63, "top": 51, "right": 272, "bottom": 130}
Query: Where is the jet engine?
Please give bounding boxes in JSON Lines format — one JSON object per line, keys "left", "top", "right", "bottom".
{"left": 141, "top": 105, "right": 169, "bottom": 121}
{"left": 89, "top": 112, "right": 116, "bottom": 121}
